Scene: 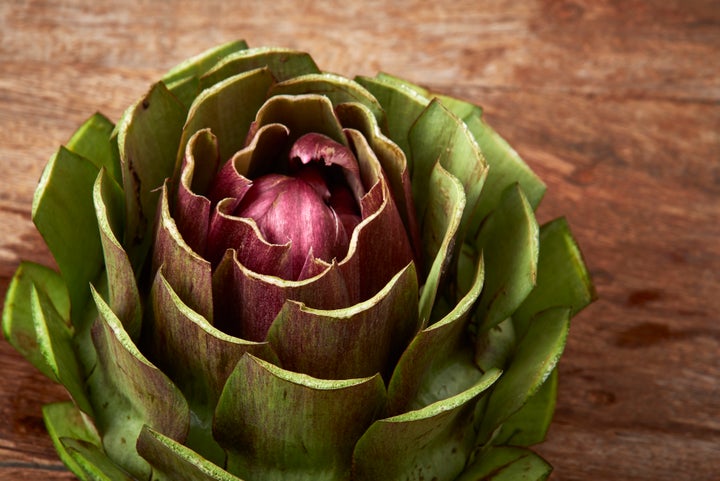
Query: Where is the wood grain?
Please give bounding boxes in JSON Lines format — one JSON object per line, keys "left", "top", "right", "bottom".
{"left": 1, "top": 0, "right": 718, "bottom": 479}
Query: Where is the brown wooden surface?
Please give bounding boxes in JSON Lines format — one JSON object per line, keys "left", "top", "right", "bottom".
{"left": 1, "top": 1, "right": 718, "bottom": 479}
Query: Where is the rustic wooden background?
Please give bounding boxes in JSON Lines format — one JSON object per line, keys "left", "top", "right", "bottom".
{"left": 1, "top": 0, "right": 718, "bottom": 479}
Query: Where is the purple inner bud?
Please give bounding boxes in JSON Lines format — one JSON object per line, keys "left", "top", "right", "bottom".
{"left": 233, "top": 133, "right": 363, "bottom": 280}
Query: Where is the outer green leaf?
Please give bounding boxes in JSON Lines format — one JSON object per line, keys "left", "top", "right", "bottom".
{"left": 457, "top": 446, "right": 552, "bottom": 481}
{"left": 417, "top": 162, "right": 465, "bottom": 327}
{"left": 93, "top": 169, "right": 142, "bottom": 340}
{"left": 475, "top": 317, "right": 516, "bottom": 372}
{"left": 474, "top": 183, "right": 539, "bottom": 334}
{"left": 214, "top": 354, "right": 386, "bottom": 481}
{"left": 138, "top": 426, "right": 244, "bottom": 481}
{"left": 116, "top": 82, "right": 187, "bottom": 269}
{"left": 269, "top": 73, "right": 385, "bottom": 124}
{"left": 267, "top": 263, "right": 418, "bottom": 380}
{"left": 478, "top": 307, "right": 570, "bottom": 443}
{"left": 62, "top": 438, "right": 136, "bottom": 481}
{"left": 66, "top": 112, "right": 121, "bottom": 183}
{"left": 387, "top": 252, "right": 484, "bottom": 413}
{"left": 165, "top": 75, "right": 203, "bottom": 111}
{"left": 200, "top": 47, "right": 320, "bottom": 90}
{"left": 43, "top": 402, "right": 101, "bottom": 481}
{"left": 465, "top": 113, "right": 546, "bottom": 233}
{"left": 455, "top": 242, "right": 479, "bottom": 301}
{"left": 352, "top": 369, "right": 501, "bottom": 481}
{"left": 162, "top": 40, "right": 249, "bottom": 107}
{"left": 163, "top": 40, "right": 249, "bottom": 86}
{"left": 32, "top": 146, "right": 103, "bottom": 318}
{"left": 513, "top": 217, "right": 596, "bottom": 336}
{"left": 2, "top": 262, "right": 69, "bottom": 378}
{"left": 409, "top": 99, "right": 488, "bottom": 240}
{"left": 87, "top": 288, "right": 190, "bottom": 479}
{"left": 375, "top": 72, "right": 430, "bottom": 96}
{"left": 355, "top": 74, "right": 430, "bottom": 170}
{"left": 31, "top": 285, "right": 92, "bottom": 413}
{"left": 436, "top": 94, "right": 483, "bottom": 121}
{"left": 494, "top": 368, "right": 558, "bottom": 446}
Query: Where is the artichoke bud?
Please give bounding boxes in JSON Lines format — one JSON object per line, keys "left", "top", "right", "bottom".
{"left": 164, "top": 94, "right": 418, "bottom": 341}
{"left": 232, "top": 133, "right": 364, "bottom": 281}
{"left": 2, "top": 41, "right": 596, "bottom": 481}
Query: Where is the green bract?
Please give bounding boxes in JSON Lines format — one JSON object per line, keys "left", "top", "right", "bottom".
{"left": 2, "top": 41, "right": 595, "bottom": 481}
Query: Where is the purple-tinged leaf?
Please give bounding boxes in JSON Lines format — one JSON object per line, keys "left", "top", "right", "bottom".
{"left": 336, "top": 103, "right": 422, "bottom": 269}
{"left": 94, "top": 169, "right": 142, "bottom": 340}
{"left": 207, "top": 123, "right": 289, "bottom": 203}
{"left": 212, "top": 250, "right": 350, "bottom": 341}
{"left": 234, "top": 172, "right": 355, "bottom": 280}
{"left": 338, "top": 130, "right": 416, "bottom": 301}
{"left": 206, "top": 198, "right": 292, "bottom": 273}
{"left": 289, "top": 132, "right": 365, "bottom": 201}
{"left": 88, "top": 288, "right": 190, "bottom": 479}
{"left": 153, "top": 184, "right": 213, "bottom": 322}
{"left": 148, "top": 269, "right": 277, "bottom": 464}
{"left": 175, "top": 129, "right": 221, "bottom": 256}
{"left": 266, "top": 262, "right": 418, "bottom": 380}
{"left": 214, "top": 354, "right": 386, "bottom": 481}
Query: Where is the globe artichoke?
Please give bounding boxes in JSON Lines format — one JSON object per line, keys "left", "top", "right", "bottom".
{"left": 2, "top": 40, "right": 595, "bottom": 481}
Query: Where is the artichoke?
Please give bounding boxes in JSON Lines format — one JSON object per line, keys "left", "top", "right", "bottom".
{"left": 2, "top": 40, "right": 595, "bottom": 481}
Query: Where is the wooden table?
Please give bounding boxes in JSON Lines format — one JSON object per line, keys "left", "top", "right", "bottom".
{"left": 1, "top": 1, "right": 718, "bottom": 479}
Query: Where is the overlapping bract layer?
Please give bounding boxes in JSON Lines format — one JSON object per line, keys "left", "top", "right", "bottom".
{"left": 162, "top": 92, "right": 417, "bottom": 342}
{"left": 2, "top": 40, "right": 595, "bottom": 481}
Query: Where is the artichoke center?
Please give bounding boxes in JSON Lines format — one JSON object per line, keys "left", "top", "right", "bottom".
{"left": 235, "top": 133, "right": 363, "bottom": 280}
